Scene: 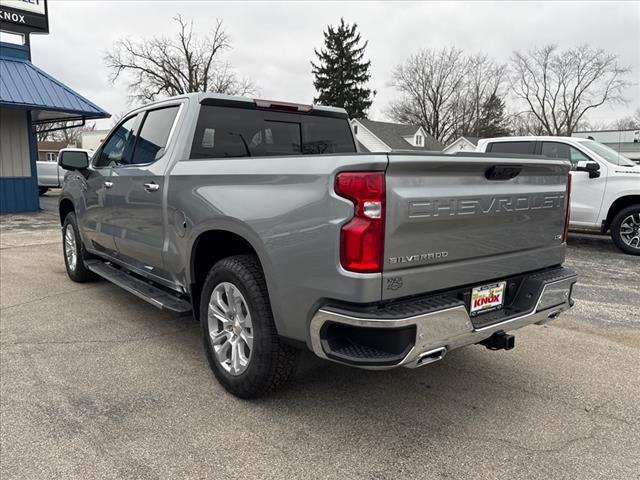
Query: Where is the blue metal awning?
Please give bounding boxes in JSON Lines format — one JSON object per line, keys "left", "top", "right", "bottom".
{"left": 0, "top": 55, "right": 110, "bottom": 123}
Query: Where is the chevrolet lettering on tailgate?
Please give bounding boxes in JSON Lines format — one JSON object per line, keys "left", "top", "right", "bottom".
{"left": 408, "top": 193, "right": 565, "bottom": 218}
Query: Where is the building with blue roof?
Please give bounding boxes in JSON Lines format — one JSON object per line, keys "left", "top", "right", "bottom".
{"left": 0, "top": 0, "right": 110, "bottom": 213}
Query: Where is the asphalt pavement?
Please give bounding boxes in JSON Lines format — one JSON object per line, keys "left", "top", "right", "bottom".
{"left": 1, "top": 191, "right": 638, "bottom": 480}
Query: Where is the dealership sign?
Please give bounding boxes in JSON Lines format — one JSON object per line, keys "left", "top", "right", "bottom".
{"left": 0, "top": 0, "right": 48, "bottom": 34}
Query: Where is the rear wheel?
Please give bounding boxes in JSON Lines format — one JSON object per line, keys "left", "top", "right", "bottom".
{"left": 39, "top": 187, "right": 48, "bottom": 196}
{"left": 200, "top": 255, "right": 299, "bottom": 398}
{"left": 62, "top": 213, "right": 97, "bottom": 282}
{"left": 611, "top": 204, "right": 640, "bottom": 255}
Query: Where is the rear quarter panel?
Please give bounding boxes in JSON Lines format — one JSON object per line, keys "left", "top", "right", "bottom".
{"left": 165, "top": 153, "right": 388, "bottom": 342}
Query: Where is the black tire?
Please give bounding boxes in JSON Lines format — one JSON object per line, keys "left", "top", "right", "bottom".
{"left": 62, "top": 212, "right": 97, "bottom": 282}
{"left": 610, "top": 204, "right": 640, "bottom": 255}
{"left": 39, "top": 187, "right": 48, "bottom": 196}
{"left": 200, "top": 255, "right": 299, "bottom": 398}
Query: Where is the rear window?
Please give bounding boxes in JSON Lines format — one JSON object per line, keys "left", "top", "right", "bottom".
{"left": 190, "top": 105, "right": 356, "bottom": 159}
{"left": 487, "top": 141, "right": 536, "bottom": 155}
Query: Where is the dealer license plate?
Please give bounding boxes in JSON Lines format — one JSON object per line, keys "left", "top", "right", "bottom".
{"left": 470, "top": 281, "right": 506, "bottom": 316}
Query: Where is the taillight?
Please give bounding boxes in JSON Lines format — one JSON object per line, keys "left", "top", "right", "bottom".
{"left": 563, "top": 173, "right": 572, "bottom": 241}
{"left": 335, "top": 172, "right": 385, "bottom": 273}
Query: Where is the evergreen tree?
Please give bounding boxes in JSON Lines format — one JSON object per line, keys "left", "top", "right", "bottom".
{"left": 311, "top": 18, "right": 374, "bottom": 118}
{"left": 477, "top": 94, "right": 510, "bottom": 137}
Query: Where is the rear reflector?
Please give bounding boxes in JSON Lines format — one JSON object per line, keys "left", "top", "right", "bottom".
{"left": 335, "top": 172, "right": 385, "bottom": 273}
{"left": 254, "top": 99, "right": 312, "bottom": 112}
{"left": 563, "top": 173, "right": 572, "bottom": 241}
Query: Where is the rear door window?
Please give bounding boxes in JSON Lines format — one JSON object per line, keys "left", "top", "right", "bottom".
{"left": 487, "top": 141, "right": 536, "bottom": 155}
{"left": 190, "top": 105, "right": 355, "bottom": 159}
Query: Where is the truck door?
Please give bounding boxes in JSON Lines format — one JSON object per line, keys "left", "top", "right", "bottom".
{"left": 81, "top": 114, "right": 141, "bottom": 254}
{"left": 106, "top": 105, "right": 181, "bottom": 282}
{"left": 538, "top": 141, "right": 607, "bottom": 228}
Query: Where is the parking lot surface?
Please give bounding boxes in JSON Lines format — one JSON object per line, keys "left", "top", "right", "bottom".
{"left": 1, "top": 192, "right": 639, "bottom": 479}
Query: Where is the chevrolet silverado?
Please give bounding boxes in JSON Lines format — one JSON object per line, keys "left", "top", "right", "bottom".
{"left": 58, "top": 93, "right": 577, "bottom": 397}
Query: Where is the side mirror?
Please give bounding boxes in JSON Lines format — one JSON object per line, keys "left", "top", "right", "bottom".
{"left": 59, "top": 151, "right": 89, "bottom": 171}
{"left": 575, "top": 160, "right": 600, "bottom": 179}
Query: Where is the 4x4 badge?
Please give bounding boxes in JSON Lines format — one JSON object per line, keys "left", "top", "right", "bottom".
{"left": 387, "top": 277, "right": 403, "bottom": 291}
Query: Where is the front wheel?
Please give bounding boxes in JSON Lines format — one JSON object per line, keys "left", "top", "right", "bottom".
{"left": 611, "top": 204, "right": 640, "bottom": 255}
{"left": 200, "top": 255, "right": 299, "bottom": 398}
{"left": 62, "top": 213, "right": 97, "bottom": 282}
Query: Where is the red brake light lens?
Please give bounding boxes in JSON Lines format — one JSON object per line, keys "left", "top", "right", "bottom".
{"left": 563, "top": 173, "right": 572, "bottom": 241}
{"left": 253, "top": 99, "right": 312, "bottom": 112}
{"left": 335, "top": 172, "right": 385, "bottom": 273}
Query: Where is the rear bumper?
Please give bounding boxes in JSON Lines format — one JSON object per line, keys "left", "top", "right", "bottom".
{"left": 309, "top": 267, "right": 577, "bottom": 370}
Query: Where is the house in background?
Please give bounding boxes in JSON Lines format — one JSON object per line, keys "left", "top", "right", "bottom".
{"left": 36, "top": 129, "right": 109, "bottom": 163}
{"left": 351, "top": 119, "right": 442, "bottom": 152}
{"left": 443, "top": 136, "right": 479, "bottom": 154}
{"left": 572, "top": 129, "right": 640, "bottom": 164}
{"left": 37, "top": 140, "right": 73, "bottom": 162}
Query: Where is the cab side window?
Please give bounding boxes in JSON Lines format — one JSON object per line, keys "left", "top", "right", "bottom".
{"left": 541, "top": 141, "right": 590, "bottom": 169}
{"left": 540, "top": 141, "right": 570, "bottom": 160}
{"left": 569, "top": 146, "right": 590, "bottom": 169}
{"left": 94, "top": 115, "right": 140, "bottom": 168}
{"left": 129, "top": 106, "right": 180, "bottom": 165}
{"left": 487, "top": 141, "right": 535, "bottom": 154}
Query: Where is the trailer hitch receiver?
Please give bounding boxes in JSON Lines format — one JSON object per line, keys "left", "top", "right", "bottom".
{"left": 480, "top": 331, "right": 515, "bottom": 351}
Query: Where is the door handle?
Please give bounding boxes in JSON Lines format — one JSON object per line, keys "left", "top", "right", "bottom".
{"left": 144, "top": 182, "right": 160, "bottom": 192}
{"left": 104, "top": 181, "right": 113, "bottom": 188}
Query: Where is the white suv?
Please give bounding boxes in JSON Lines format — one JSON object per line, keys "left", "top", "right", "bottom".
{"left": 476, "top": 136, "right": 640, "bottom": 255}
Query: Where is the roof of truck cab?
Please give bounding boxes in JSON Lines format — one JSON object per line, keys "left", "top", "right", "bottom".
{"left": 481, "top": 136, "right": 579, "bottom": 142}
{"left": 117, "top": 93, "right": 350, "bottom": 118}
{"left": 193, "top": 92, "right": 348, "bottom": 115}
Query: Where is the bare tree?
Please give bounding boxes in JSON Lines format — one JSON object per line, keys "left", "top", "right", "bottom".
{"left": 386, "top": 47, "right": 468, "bottom": 144}
{"left": 386, "top": 48, "right": 507, "bottom": 145}
{"left": 451, "top": 54, "right": 507, "bottom": 138}
{"left": 105, "top": 15, "right": 257, "bottom": 103}
{"left": 35, "top": 121, "right": 96, "bottom": 145}
{"left": 510, "top": 45, "right": 632, "bottom": 136}
{"left": 506, "top": 111, "right": 546, "bottom": 136}
{"left": 611, "top": 108, "right": 640, "bottom": 130}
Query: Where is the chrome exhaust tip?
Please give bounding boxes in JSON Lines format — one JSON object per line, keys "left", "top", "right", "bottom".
{"left": 415, "top": 347, "right": 447, "bottom": 367}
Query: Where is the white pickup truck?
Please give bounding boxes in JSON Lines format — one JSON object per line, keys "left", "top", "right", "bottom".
{"left": 37, "top": 148, "right": 93, "bottom": 195}
{"left": 476, "top": 137, "right": 640, "bottom": 255}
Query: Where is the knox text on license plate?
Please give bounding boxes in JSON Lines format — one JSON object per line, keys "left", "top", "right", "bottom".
{"left": 470, "top": 281, "right": 506, "bottom": 315}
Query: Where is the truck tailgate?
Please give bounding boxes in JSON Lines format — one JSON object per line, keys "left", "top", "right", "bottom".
{"left": 383, "top": 153, "right": 570, "bottom": 300}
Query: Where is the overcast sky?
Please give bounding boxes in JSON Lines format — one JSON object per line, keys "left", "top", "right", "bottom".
{"left": 30, "top": 1, "right": 640, "bottom": 129}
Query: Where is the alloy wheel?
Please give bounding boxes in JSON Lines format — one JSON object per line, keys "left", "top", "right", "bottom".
{"left": 619, "top": 213, "right": 640, "bottom": 250}
{"left": 207, "top": 282, "right": 254, "bottom": 376}
{"left": 64, "top": 224, "right": 78, "bottom": 271}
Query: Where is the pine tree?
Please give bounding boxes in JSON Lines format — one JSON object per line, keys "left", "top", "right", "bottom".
{"left": 311, "top": 18, "right": 374, "bottom": 118}
{"left": 477, "top": 94, "right": 510, "bottom": 137}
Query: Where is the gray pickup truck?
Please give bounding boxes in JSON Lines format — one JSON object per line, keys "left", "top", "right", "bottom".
{"left": 58, "top": 93, "right": 577, "bottom": 397}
